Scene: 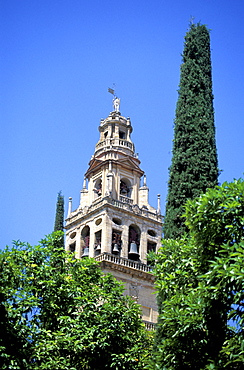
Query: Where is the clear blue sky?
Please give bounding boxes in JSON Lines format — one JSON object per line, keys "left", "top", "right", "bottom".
{"left": 1, "top": 0, "right": 243, "bottom": 248}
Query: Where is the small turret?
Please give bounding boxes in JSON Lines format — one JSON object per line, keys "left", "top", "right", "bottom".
{"left": 95, "top": 111, "right": 135, "bottom": 158}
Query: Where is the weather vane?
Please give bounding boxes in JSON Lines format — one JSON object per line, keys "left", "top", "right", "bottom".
{"left": 108, "top": 84, "right": 120, "bottom": 113}
{"left": 189, "top": 15, "right": 195, "bottom": 25}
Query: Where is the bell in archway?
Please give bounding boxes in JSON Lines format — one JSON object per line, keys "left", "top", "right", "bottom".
{"left": 113, "top": 243, "right": 120, "bottom": 253}
{"left": 129, "top": 242, "right": 139, "bottom": 256}
{"left": 82, "top": 247, "right": 89, "bottom": 257}
{"left": 95, "top": 243, "right": 101, "bottom": 252}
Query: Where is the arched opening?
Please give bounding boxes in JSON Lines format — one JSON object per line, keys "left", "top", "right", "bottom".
{"left": 119, "top": 130, "right": 125, "bottom": 139}
{"left": 94, "top": 178, "right": 102, "bottom": 199}
{"left": 69, "top": 242, "right": 76, "bottom": 253}
{"left": 120, "top": 178, "right": 131, "bottom": 198}
{"left": 128, "top": 225, "right": 140, "bottom": 261}
{"left": 94, "top": 230, "right": 102, "bottom": 257}
{"left": 147, "top": 241, "right": 156, "bottom": 266}
{"left": 111, "top": 230, "right": 122, "bottom": 256}
{"left": 81, "top": 226, "right": 90, "bottom": 257}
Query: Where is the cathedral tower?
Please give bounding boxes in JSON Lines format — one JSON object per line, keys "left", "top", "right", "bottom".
{"left": 65, "top": 97, "right": 162, "bottom": 326}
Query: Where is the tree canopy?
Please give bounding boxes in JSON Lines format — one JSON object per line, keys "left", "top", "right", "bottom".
{"left": 153, "top": 179, "right": 244, "bottom": 369}
{"left": 0, "top": 232, "right": 150, "bottom": 369}
{"left": 164, "top": 23, "right": 218, "bottom": 239}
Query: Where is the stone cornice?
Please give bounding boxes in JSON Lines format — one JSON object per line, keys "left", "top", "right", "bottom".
{"left": 65, "top": 196, "right": 163, "bottom": 230}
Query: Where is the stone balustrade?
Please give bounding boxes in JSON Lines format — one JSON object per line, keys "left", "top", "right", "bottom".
{"left": 119, "top": 195, "right": 133, "bottom": 204}
{"left": 95, "top": 138, "right": 134, "bottom": 152}
{"left": 95, "top": 252, "right": 153, "bottom": 273}
{"left": 143, "top": 320, "right": 156, "bottom": 331}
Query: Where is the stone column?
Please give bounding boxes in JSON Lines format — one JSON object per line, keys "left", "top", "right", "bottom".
{"left": 121, "top": 224, "right": 129, "bottom": 258}
{"left": 89, "top": 225, "right": 95, "bottom": 258}
{"left": 140, "top": 229, "right": 148, "bottom": 264}
{"left": 102, "top": 213, "right": 112, "bottom": 254}
{"left": 75, "top": 227, "right": 81, "bottom": 258}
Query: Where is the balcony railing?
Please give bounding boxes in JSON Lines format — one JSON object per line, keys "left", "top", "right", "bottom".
{"left": 143, "top": 320, "right": 156, "bottom": 331}
{"left": 119, "top": 195, "right": 133, "bottom": 205}
{"left": 95, "top": 138, "right": 134, "bottom": 152}
{"left": 95, "top": 252, "right": 153, "bottom": 273}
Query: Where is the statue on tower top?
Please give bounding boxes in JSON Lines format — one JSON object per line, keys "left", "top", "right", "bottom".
{"left": 108, "top": 86, "right": 120, "bottom": 113}
{"left": 113, "top": 96, "right": 120, "bottom": 112}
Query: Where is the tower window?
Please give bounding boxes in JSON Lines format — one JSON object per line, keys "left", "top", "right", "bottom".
{"left": 94, "top": 230, "right": 102, "bottom": 256}
{"left": 119, "top": 131, "right": 125, "bottom": 139}
{"left": 147, "top": 241, "right": 156, "bottom": 253}
{"left": 120, "top": 179, "right": 131, "bottom": 197}
{"left": 94, "top": 178, "right": 102, "bottom": 198}
{"left": 128, "top": 225, "right": 140, "bottom": 261}
{"left": 147, "top": 242, "right": 156, "bottom": 266}
{"left": 111, "top": 230, "right": 122, "bottom": 255}
{"left": 69, "top": 243, "right": 76, "bottom": 253}
{"left": 81, "top": 226, "right": 90, "bottom": 257}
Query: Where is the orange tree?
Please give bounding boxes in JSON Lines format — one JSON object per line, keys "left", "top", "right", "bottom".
{"left": 0, "top": 232, "right": 150, "bottom": 370}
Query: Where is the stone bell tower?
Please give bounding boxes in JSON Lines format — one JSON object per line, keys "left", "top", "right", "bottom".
{"left": 65, "top": 96, "right": 162, "bottom": 327}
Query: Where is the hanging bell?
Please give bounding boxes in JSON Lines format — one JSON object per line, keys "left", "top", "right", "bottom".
{"left": 82, "top": 247, "right": 89, "bottom": 257}
{"left": 95, "top": 243, "right": 101, "bottom": 252}
{"left": 129, "top": 242, "right": 139, "bottom": 256}
{"left": 113, "top": 243, "right": 120, "bottom": 253}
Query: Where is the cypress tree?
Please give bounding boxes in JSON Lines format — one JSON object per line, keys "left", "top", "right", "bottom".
{"left": 54, "top": 191, "right": 64, "bottom": 247}
{"left": 164, "top": 23, "right": 219, "bottom": 239}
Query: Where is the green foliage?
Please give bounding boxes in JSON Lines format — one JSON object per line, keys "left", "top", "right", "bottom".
{"left": 153, "top": 179, "right": 244, "bottom": 369}
{"left": 0, "top": 232, "right": 150, "bottom": 369}
{"left": 54, "top": 191, "right": 64, "bottom": 248}
{"left": 164, "top": 23, "right": 218, "bottom": 239}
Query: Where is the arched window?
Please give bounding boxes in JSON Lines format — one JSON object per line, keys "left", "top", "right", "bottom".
{"left": 119, "top": 131, "right": 125, "bottom": 139}
{"left": 120, "top": 178, "right": 131, "bottom": 197}
{"left": 69, "top": 242, "right": 76, "bottom": 253}
{"left": 128, "top": 225, "right": 140, "bottom": 261}
{"left": 81, "top": 226, "right": 90, "bottom": 257}
{"left": 94, "top": 178, "right": 102, "bottom": 199}
{"left": 147, "top": 241, "right": 156, "bottom": 266}
{"left": 94, "top": 230, "right": 102, "bottom": 257}
{"left": 111, "top": 230, "right": 122, "bottom": 255}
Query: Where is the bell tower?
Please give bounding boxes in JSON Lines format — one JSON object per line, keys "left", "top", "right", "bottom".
{"left": 65, "top": 96, "right": 162, "bottom": 327}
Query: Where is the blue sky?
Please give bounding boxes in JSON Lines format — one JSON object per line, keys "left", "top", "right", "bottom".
{"left": 1, "top": 0, "right": 243, "bottom": 248}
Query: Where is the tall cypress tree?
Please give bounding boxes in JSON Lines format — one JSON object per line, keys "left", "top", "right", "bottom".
{"left": 164, "top": 23, "right": 219, "bottom": 239}
{"left": 54, "top": 191, "right": 64, "bottom": 247}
